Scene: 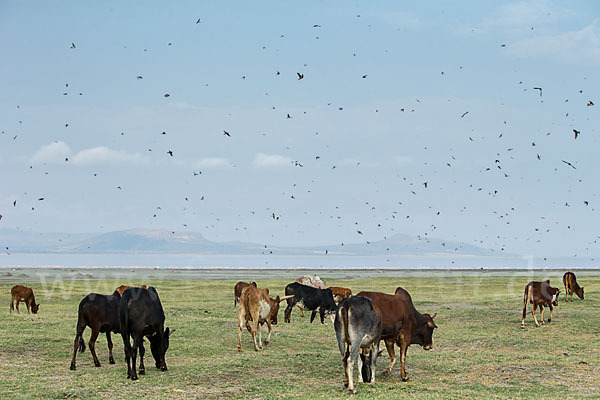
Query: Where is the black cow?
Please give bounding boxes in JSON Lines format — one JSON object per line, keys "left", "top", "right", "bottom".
{"left": 70, "top": 290, "right": 121, "bottom": 370}
{"left": 284, "top": 282, "right": 337, "bottom": 324}
{"left": 119, "top": 287, "right": 173, "bottom": 380}
{"left": 335, "top": 296, "right": 382, "bottom": 394}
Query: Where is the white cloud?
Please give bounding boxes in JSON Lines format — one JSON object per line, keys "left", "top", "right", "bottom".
{"left": 71, "top": 146, "right": 146, "bottom": 165}
{"left": 506, "top": 21, "right": 600, "bottom": 65}
{"left": 482, "top": 1, "right": 572, "bottom": 33}
{"left": 194, "top": 157, "right": 230, "bottom": 168}
{"left": 30, "top": 141, "right": 71, "bottom": 164}
{"left": 253, "top": 153, "right": 292, "bottom": 168}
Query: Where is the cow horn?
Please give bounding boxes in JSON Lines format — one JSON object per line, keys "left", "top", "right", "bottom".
{"left": 431, "top": 313, "right": 437, "bottom": 319}
{"left": 278, "top": 295, "right": 295, "bottom": 302}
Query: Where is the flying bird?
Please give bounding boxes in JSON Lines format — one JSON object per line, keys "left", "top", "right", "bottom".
{"left": 357, "top": 230, "right": 363, "bottom": 235}
{"left": 573, "top": 129, "right": 580, "bottom": 139}
{"left": 297, "top": 73, "right": 304, "bottom": 80}
{"left": 136, "top": 76, "right": 143, "bottom": 80}
{"left": 167, "top": 150, "right": 173, "bottom": 157}
{"left": 70, "top": 42, "right": 76, "bottom": 49}
{"left": 164, "top": 93, "right": 170, "bottom": 98}
{"left": 196, "top": 18, "right": 201, "bottom": 24}
{"left": 587, "top": 100, "right": 594, "bottom": 106}
{"left": 223, "top": 131, "right": 231, "bottom": 137}
{"left": 533, "top": 87, "right": 542, "bottom": 96}
{"left": 562, "top": 160, "right": 576, "bottom": 169}
{"left": 13, "top": 200, "right": 16, "bottom": 207}
{"left": 460, "top": 111, "right": 469, "bottom": 118}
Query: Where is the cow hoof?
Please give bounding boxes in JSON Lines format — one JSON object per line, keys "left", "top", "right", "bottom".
{"left": 94, "top": 362, "right": 101, "bottom": 367}
{"left": 520, "top": 325, "right": 525, "bottom": 329}
{"left": 139, "top": 369, "right": 145, "bottom": 375}
{"left": 402, "top": 376, "right": 409, "bottom": 382}
{"left": 344, "top": 382, "right": 348, "bottom": 388}
{"left": 349, "top": 389, "right": 357, "bottom": 394}
{"left": 109, "top": 357, "right": 115, "bottom": 364}
{"left": 131, "top": 375, "right": 138, "bottom": 381}
{"left": 547, "top": 318, "right": 552, "bottom": 323}
{"left": 161, "top": 366, "right": 168, "bottom": 372}
{"left": 69, "top": 364, "right": 76, "bottom": 371}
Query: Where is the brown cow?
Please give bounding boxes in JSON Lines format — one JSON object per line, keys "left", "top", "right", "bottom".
{"left": 328, "top": 286, "right": 352, "bottom": 302}
{"left": 10, "top": 285, "right": 40, "bottom": 314}
{"left": 357, "top": 287, "right": 437, "bottom": 381}
{"left": 115, "top": 285, "right": 147, "bottom": 296}
{"left": 521, "top": 280, "right": 560, "bottom": 328}
{"left": 563, "top": 272, "right": 584, "bottom": 302}
{"left": 233, "top": 281, "right": 257, "bottom": 307}
{"left": 237, "top": 286, "right": 292, "bottom": 351}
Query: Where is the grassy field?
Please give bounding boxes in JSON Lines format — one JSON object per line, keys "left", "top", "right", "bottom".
{"left": 0, "top": 272, "right": 598, "bottom": 399}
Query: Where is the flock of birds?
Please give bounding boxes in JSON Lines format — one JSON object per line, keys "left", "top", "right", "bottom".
{"left": 0, "top": 13, "right": 598, "bottom": 265}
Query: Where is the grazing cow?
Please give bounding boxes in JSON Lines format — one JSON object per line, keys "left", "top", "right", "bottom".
{"left": 119, "top": 287, "right": 173, "bottom": 380}
{"left": 563, "top": 272, "right": 584, "bottom": 302}
{"left": 294, "top": 275, "right": 327, "bottom": 317}
{"left": 237, "top": 286, "right": 293, "bottom": 351}
{"left": 328, "top": 286, "right": 352, "bottom": 302}
{"left": 233, "top": 281, "right": 257, "bottom": 307}
{"left": 284, "top": 282, "right": 337, "bottom": 324}
{"left": 10, "top": 285, "right": 39, "bottom": 314}
{"left": 521, "top": 280, "right": 560, "bottom": 328}
{"left": 70, "top": 290, "right": 121, "bottom": 370}
{"left": 115, "top": 284, "right": 148, "bottom": 296}
{"left": 335, "top": 296, "right": 382, "bottom": 394}
{"left": 358, "top": 288, "right": 437, "bottom": 381}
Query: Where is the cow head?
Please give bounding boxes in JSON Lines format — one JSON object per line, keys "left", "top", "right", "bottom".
{"left": 31, "top": 303, "right": 40, "bottom": 314}
{"left": 270, "top": 295, "right": 294, "bottom": 325}
{"left": 576, "top": 287, "right": 584, "bottom": 300}
{"left": 150, "top": 327, "right": 174, "bottom": 371}
{"left": 250, "top": 282, "right": 257, "bottom": 288}
{"left": 418, "top": 313, "right": 437, "bottom": 350}
{"left": 551, "top": 289, "right": 560, "bottom": 306}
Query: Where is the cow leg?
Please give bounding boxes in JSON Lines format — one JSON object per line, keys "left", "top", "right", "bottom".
{"left": 310, "top": 309, "right": 317, "bottom": 323}
{"left": 357, "top": 347, "right": 364, "bottom": 383}
{"left": 539, "top": 305, "right": 545, "bottom": 325}
{"left": 9, "top": 297, "right": 14, "bottom": 314}
{"left": 237, "top": 303, "right": 247, "bottom": 351}
{"left": 89, "top": 327, "right": 101, "bottom": 367}
{"left": 138, "top": 340, "right": 146, "bottom": 375}
{"left": 121, "top": 333, "right": 133, "bottom": 379}
{"left": 284, "top": 300, "right": 296, "bottom": 323}
{"left": 26, "top": 302, "right": 31, "bottom": 314}
{"left": 383, "top": 340, "right": 396, "bottom": 375}
{"left": 130, "top": 338, "right": 139, "bottom": 380}
{"left": 532, "top": 304, "right": 540, "bottom": 327}
{"left": 299, "top": 306, "right": 304, "bottom": 318}
{"left": 15, "top": 300, "right": 20, "bottom": 314}
{"left": 399, "top": 340, "right": 409, "bottom": 382}
{"left": 347, "top": 342, "right": 360, "bottom": 394}
{"left": 342, "top": 345, "right": 350, "bottom": 388}
{"left": 548, "top": 304, "right": 553, "bottom": 323}
{"left": 320, "top": 308, "right": 326, "bottom": 324}
{"left": 370, "top": 341, "right": 379, "bottom": 383}
{"left": 70, "top": 324, "right": 86, "bottom": 371}
{"left": 564, "top": 283, "right": 569, "bottom": 302}
{"left": 106, "top": 332, "right": 115, "bottom": 364}
{"left": 250, "top": 310, "right": 261, "bottom": 351}
{"left": 265, "top": 320, "right": 272, "bottom": 345}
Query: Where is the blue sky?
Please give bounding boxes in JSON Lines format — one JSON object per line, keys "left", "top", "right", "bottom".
{"left": 0, "top": 0, "right": 599, "bottom": 259}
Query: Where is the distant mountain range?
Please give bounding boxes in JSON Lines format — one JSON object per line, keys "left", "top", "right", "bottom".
{"left": 0, "top": 228, "right": 503, "bottom": 257}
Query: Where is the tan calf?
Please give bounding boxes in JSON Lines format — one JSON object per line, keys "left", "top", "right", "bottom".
{"left": 237, "top": 286, "right": 292, "bottom": 351}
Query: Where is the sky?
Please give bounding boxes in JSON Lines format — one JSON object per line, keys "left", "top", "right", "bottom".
{"left": 0, "top": 0, "right": 599, "bottom": 259}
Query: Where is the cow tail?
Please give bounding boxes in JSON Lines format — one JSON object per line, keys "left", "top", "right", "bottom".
{"left": 335, "top": 302, "right": 349, "bottom": 358}
{"left": 78, "top": 336, "right": 86, "bottom": 353}
{"left": 522, "top": 286, "right": 530, "bottom": 320}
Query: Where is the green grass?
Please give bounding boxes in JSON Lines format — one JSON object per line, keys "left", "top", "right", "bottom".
{"left": 1, "top": 274, "right": 599, "bottom": 399}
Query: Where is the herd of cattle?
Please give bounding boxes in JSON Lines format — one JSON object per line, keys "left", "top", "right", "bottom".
{"left": 235, "top": 272, "right": 585, "bottom": 393}
{"left": 8, "top": 271, "right": 586, "bottom": 392}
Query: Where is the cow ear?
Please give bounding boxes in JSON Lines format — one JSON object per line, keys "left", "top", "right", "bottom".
{"left": 275, "top": 295, "right": 280, "bottom": 302}
{"left": 431, "top": 313, "right": 437, "bottom": 319}
{"left": 265, "top": 288, "right": 270, "bottom": 295}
